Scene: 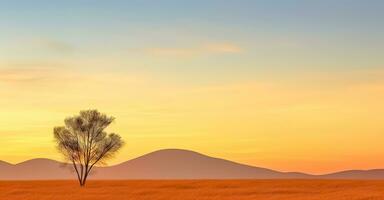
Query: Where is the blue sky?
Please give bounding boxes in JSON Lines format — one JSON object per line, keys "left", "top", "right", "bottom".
{"left": 1, "top": 0, "right": 382, "bottom": 84}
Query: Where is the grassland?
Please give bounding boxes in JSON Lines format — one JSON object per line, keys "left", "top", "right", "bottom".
{"left": 0, "top": 180, "right": 384, "bottom": 200}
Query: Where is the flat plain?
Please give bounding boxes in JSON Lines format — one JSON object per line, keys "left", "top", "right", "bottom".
{"left": 1, "top": 180, "right": 384, "bottom": 200}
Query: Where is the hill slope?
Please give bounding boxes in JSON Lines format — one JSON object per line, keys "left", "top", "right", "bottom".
{"left": 0, "top": 149, "right": 383, "bottom": 180}
{"left": 92, "top": 149, "right": 310, "bottom": 179}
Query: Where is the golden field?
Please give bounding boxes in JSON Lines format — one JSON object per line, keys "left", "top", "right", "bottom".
{"left": 0, "top": 180, "right": 384, "bottom": 200}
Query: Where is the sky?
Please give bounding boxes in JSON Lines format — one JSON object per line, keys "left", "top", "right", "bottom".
{"left": 0, "top": 0, "right": 383, "bottom": 174}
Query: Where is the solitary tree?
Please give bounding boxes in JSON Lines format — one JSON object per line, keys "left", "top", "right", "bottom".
{"left": 53, "top": 109, "right": 124, "bottom": 186}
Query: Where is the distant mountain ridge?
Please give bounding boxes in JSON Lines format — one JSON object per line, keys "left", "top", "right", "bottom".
{"left": 0, "top": 149, "right": 383, "bottom": 180}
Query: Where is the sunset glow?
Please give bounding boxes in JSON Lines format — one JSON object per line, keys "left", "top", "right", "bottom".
{"left": 1, "top": 1, "right": 383, "bottom": 174}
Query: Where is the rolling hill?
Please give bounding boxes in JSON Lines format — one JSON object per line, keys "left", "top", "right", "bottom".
{"left": 0, "top": 149, "right": 382, "bottom": 180}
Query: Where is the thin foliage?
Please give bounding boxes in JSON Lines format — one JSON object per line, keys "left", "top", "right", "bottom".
{"left": 53, "top": 110, "right": 124, "bottom": 186}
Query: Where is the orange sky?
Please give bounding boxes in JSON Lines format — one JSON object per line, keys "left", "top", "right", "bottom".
{"left": 0, "top": 68, "right": 383, "bottom": 174}
{"left": 1, "top": 1, "right": 384, "bottom": 174}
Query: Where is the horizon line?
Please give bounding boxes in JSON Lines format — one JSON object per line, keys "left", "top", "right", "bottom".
{"left": 1, "top": 148, "right": 383, "bottom": 176}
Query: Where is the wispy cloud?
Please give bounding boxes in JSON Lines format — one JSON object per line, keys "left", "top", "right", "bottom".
{"left": 0, "top": 68, "right": 54, "bottom": 83}
{"left": 204, "top": 43, "right": 243, "bottom": 53}
{"left": 145, "top": 48, "right": 194, "bottom": 57}
{"left": 144, "top": 43, "right": 244, "bottom": 57}
{"left": 7, "top": 38, "right": 75, "bottom": 56}
{"left": 31, "top": 38, "right": 75, "bottom": 54}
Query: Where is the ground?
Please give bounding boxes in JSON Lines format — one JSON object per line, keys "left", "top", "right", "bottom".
{"left": 0, "top": 180, "right": 384, "bottom": 200}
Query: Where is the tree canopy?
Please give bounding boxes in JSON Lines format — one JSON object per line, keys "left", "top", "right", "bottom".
{"left": 53, "top": 109, "right": 124, "bottom": 186}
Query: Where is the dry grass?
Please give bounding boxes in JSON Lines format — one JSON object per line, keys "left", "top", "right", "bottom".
{"left": 0, "top": 180, "right": 384, "bottom": 200}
